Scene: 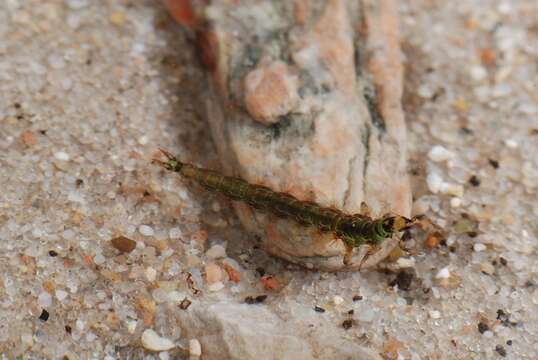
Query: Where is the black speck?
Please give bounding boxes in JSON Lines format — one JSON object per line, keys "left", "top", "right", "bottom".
{"left": 76, "top": 179, "right": 84, "bottom": 187}
{"left": 65, "top": 325, "right": 72, "bottom": 334}
{"left": 460, "top": 127, "right": 473, "bottom": 135}
{"left": 342, "top": 319, "right": 353, "bottom": 330}
{"left": 39, "top": 309, "right": 49, "bottom": 321}
{"left": 16, "top": 114, "right": 24, "bottom": 120}
{"left": 495, "top": 345, "right": 507, "bottom": 357}
{"left": 352, "top": 295, "right": 363, "bottom": 302}
{"left": 499, "top": 257, "right": 508, "bottom": 266}
{"left": 255, "top": 295, "right": 267, "bottom": 303}
{"left": 477, "top": 322, "right": 489, "bottom": 334}
{"left": 467, "top": 231, "right": 478, "bottom": 238}
{"left": 469, "top": 175, "right": 481, "bottom": 187}
{"left": 506, "top": 340, "right": 512, "bottom": 346}
{"left": 390, "top": 270, "right": 414, "bottom": 291}
{"left": 314, "top": 306, "right": 326, "bottom": 313}
{"left": 347, "top": 309, "right": 354, "bottom": 315}
{"left": 39, "top": 129, "right": 47, "bottom": 135}
{"left": 245, "top": 295, "right": 267, "bottom": 304}
{"left": 14, "top": 102, "right": 21, "bottom": 109}
{"left": 488, "top": 158, "right": 500, "bottom": 169}
{"left": 48, "top": 250, "right": 58, "bottom": 257}
{"left": 255, "top": 267, "right": 266, "bottom": 277}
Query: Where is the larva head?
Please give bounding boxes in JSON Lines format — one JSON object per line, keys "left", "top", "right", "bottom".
{"left": 340, "top": 215, "right": 419, "bottom": 248}
{"left": 380, "top": 215, "right": 419, "bottom": 235}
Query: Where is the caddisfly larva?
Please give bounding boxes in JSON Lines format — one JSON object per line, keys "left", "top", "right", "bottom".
{"left": 153, "top": 149, "right": 423, "bottom": 259}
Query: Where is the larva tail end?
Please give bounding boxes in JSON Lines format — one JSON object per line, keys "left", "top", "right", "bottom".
{"left": 152, "top": 148, "right": 182, "bottom": 172}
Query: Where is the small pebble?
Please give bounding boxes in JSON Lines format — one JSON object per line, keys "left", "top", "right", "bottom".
{"left": 260, "top": 275, "right": 280, "bottom": 291}
{"left": 179, "top": 298, "right": 192, "bottom": 310}
{"left": 477, "top": 322, "right": 489, "bottom": 334}
{"left": 169, "top": 227, "right": 182, "bottom": 239}
{"left": 427, "top": 172, "right": 443, "bottom": 194}
{"left": 141, "top": 329, "right": 175, "bottom": 352}
{"left": 145, "top": 267, "right": 157, "bottom": 282}
{"left": 332, "top": 295, "right": 344, "bottom": 306}
{"left": 440, "top": 183, "right": 464, "bottom": 197}
{"left": 93, "top": 253, "right": 106, "bottom": 265}
{"left": 483, "top": 330, "right": 494, "bottom": 338}
{"left": 127, "top": 320, "right": 138, "bottom": 334}
{"left": 504, "top": 139, "right": 518, "bottom": 148}
{"left": 450, "top": 198, "right": 462, "bottom": 208}
{"left": 139, "top": 225, "right": 155, "bottom": 237}
{"left": 473, "top": 243, "right": 487, "bottom": 252}
{"left": 55, "top": 290, "right": 68, "bottom": 301}
{"left": 435, "top": 267, "right": 450, "bottom": 279}
{"left": 189, "top": 339, "right": 202, "bottom": 357}
{"left": 21, "top": 333, "right": 33, "bottom": 346}
{"left": 429, "top": 310, "right": 441, "bottom": 319}
{"left": 396, "top": 257, "right": 416, "bottom": 268}
{"left": 468, "top": 175, "right": 481, "bottom": 187}
{"left": 37, "top": 292, "right": 52, "bottom": 308}
{"left": 205, "top": 244, "right": 226, "bottom": 259}
{"left": 54, "top": 151, "right": 70, "bottom": 161}
{"left": 39, "top": 309, "right": 50, "bottom": 321}
{"left": 428, "top": 145, "right": 455, "bottom": 162}
{"left": 111, "top": 236, "right": 137, "bottom": 253}
{"left": 480, "top": 261, "right": 495, "bottom": 275}
{"left": 342, "top": 319, "right": 353, "bottom": 330}
{"left": 469, "top": 65, "right": 487, "bottom": 81}
{"left": 138, "top": 135, "right": 149, "bottom": 145}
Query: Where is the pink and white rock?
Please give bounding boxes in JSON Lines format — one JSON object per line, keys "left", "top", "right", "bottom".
{"left": 165, "top": 0, "right": 411, "bottom": 271}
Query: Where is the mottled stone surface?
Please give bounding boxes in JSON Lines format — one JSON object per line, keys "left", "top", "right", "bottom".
{"left": 166, "top": 0, "right": 411, "bottom": 271}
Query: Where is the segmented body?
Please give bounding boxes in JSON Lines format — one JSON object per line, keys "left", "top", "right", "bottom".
{"left": 154, "top": 150, "right": 412, "bottom": 248}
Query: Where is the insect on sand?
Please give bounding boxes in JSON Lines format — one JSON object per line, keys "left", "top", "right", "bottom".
{"left": 153, "top": 149, "right": 424, "bottom": 265}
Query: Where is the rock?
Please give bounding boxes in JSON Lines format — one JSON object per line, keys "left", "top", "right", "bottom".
{"left": 165, "top": 0, "right": 411, "bottom": 271}
{"left": 176, "top": 302, "right": 382, "bottom": 360}
{"left": 141, "top": 329, "right": 176, "bottom": 351}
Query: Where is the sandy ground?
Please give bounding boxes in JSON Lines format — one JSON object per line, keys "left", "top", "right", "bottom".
{"left": 0, "top": 0, "right": 536, "bottom": 359}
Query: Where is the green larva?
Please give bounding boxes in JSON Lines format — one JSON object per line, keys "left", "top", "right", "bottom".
{"left": 154, "top": 149, "right": 420, "bottom": 253}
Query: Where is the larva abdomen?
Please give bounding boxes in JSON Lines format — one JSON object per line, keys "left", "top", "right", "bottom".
{"left": 180, "top": 163, "right": 340, "bottom": 229}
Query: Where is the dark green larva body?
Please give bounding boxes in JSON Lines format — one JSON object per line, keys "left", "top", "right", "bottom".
{"left": 155, "top": 150, "right": 412, "bottom": 248}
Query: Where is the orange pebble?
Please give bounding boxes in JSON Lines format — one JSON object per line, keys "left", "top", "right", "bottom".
{"left": 261, "top": 275, "right": 280, "bottom": 291}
